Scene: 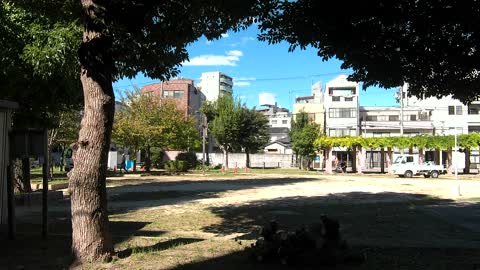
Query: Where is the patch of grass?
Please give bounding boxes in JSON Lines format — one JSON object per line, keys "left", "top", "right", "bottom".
{"left": 31, "top": 178, "right": 68, "bottom": 185}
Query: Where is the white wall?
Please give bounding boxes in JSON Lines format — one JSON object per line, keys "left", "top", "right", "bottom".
{"left": 196, "top": 152, "right": 294, "bottom": 168}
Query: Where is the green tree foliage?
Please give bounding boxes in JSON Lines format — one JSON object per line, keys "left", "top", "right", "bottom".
{"left": 239, "top": 107, "right": 270, "bottom": 167}
{"left": 209, "top": 96, "right": 243, "bottom": 167}
{"left": 259, "top": 0, "right": 480, "bottom": 103}
{"left": 290, "top": 112, "right": 321, "bottom": 169}
{"left": 0, "top": 1, "right": 82, "bottom": 127}
{"left": 112, "top": 91, "right": 200, "bottom": 171}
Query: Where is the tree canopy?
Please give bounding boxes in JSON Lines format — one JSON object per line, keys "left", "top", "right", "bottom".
{"left": 0, "top": 1, "right": 82, "bottom": 127}
{"left": 259, "top": 0, "right": 480, "bottom": 103}
{"left": 113, "top": 91, "right": 200, "bottom": 170}
{"left": 238, "top": 107, "right": 270, "bottom": 167}
{"left": 290, "top": 112, "right": 321, "bottom": 168}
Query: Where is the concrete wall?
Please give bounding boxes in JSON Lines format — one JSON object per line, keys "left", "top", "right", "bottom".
{"left": 196, "top": 152, "right": 295, "bottom": 168}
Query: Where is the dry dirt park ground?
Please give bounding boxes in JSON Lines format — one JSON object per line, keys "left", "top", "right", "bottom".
{"left": 4, "top": 171, "right": 480, "bottom": 269}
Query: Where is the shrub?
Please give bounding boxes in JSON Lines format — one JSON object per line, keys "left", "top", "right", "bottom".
{"left": 175, "top": 152, "right": 198, "bottom": 170}
{"left": 150, "top": 147, "right": 164, "bottom": 169}
{"left": 164, "top": 160, "right": 187, "bottom": 174}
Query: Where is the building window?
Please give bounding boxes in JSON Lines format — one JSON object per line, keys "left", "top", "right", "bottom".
{"left": 373, "top": 132, "right": 390, "bottom": 137}
{"left": 329, "top": 108, "right": 356, "bottom": 118}
{"left": 163, "top": 90, "right": 184, "bottom": 98}
{"left": 282, "top": 120, "right": 288, "bottom": 124}
{"left": 366, "top": 115, "right": 377, "bottom": 121}
{"left": 308, "top": 113, "right": 316, "bottom": 121}
{"left": 410, "top": 115, "right": 417, "bottom": 121}
{"left": 456, "top": 106, "right": 462, "bottom": 115}
{"left": 448, "top": 106, "right": 455, "bottom": 115}
{"left": 344, "top": 97, "right": 353, "bottom": 102}
{"left": 332, "top": 96, "right": 341, "bottom": 102}
{"left": 389, "top": 115, "right": 399, "bottom": 121}
{"left": 329, "top": 128, "right": 355, "bottom": 137}
{"left": 468, "top": 106, "right": 479, "bottom": 115}
{"left": 271, "top": 120, "right": 277, "bottom": 124}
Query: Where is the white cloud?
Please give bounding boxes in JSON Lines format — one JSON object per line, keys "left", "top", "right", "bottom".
{"left": 182, "top": 50, "right": 243, "bottom": 66}
{"left": 221, "top": 33, "right": 229, "bottom": 38}
{"left": 230, "top": 36, "right": 255, "bottom": 47}
{"left": 234, "top": 77, "right": 256, "bottom": 81}
{"left": 234, "top": 81, "right": 251, "bottom": 87}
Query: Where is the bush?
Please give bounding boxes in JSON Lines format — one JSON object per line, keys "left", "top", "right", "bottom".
{"left": 175, "top": 152, "right": 198, "bottom": 170}
{"left": 150, "top": 147, "right": 164, "bottom": 169}
{"left": 164, "top": 160, "right": 187, "bottom": 174}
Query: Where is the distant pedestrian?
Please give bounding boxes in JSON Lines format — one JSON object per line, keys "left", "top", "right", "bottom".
{"left": 120, "top": 154, "right": 127, "bottom": 173}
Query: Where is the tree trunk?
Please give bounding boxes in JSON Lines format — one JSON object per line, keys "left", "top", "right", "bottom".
{"left": 464, "top": 148, "right": 470, "bottom": 174}
{"left": 386, "top": 147, "right": 393, "bottom": 175}
{"left": 223, "top": 148, "right": 229, "bottom": 168}
{"left": 145, "top": 146, "right": 151, "bottom": 172}
{"left": 447, "top": 147, "right": 453, "bottom": 175}
{"left": 68, "top": 0, "right": 114, "bottom": 262}
{"left": 356, "top": 146, "right": 363, "bottom": 174}
{"left": 352, "top": 146, "right": 357, "bottom": 173}
{"left": 380, "top": 148, "right": 385, "bottom": 173}
{"left": 245, "top": 150, "right": 250, "bottom": 168}
{"left": 14, "top": 158, "right": 32, "bottom": 193}
{"left": 419, "top": 148, "right": 425, "bottom": 164}
{"left": 325, "top": 147, "right": 333, "bottom": 174}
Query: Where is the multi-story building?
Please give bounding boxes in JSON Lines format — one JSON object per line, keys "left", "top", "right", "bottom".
{"left": 359, "top": 106, "right": 434, "bottom": 138}
{"left": 140, "top": 78, "right": 204, "bottom": 118}
{"left": 197, "top": 72, "right": 233, "bottom": 102}
{"left": 258, "top": 103, "right": 292, "bottom": 129}
{"left": 324, "top": 75, "right": 360, "bottom": 137}
{"left": 292, "top": 81, "right": 325, "bottom": 130}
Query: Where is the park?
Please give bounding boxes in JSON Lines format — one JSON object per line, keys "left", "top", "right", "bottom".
{"left": 3, "top": 168, "right": 480, "bottom": 269}
{"left": 2, "top": 1, "right": 480, "bottom": 269}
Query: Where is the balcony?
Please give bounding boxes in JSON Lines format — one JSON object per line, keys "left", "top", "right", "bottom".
{"left": 220, "top": 77, "right": 233, "bottom": 85}
{"left": 220, "top": 84, "right": 232, "bottom": 92}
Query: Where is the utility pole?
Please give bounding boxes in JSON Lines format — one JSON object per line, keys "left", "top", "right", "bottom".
{"left": 400, "top": 83, "right": 405, "bottom": 154}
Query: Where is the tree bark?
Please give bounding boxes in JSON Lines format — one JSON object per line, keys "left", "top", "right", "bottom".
{"left": 352, "top": 146, "right": 357, "bottom": 173}
{"left": 380, "top": 148, "right": 385, "bottom": 173}
{"left": 464, "top": 148, "right": 470, "bottom": 174}
{"left": 447, "top": 148, "right": 453, "bottom": 175}
{"left": 418, "top": 148, "right": 425, "bottom": 164}
{"left": 325, "top": 147, "right": 333, "bottom": 174}
{"left": 145, "top": 146, "right": 151, "bottom": 172}
{"left": 14, "top": 158, "right": 32, "bottom": 193}
{"left": 245, "top": 150, "right": 250, "bottom": 168}
{"left": 68, "top": 0, "right": 114, "bottom": 262}
{"left": 386, "top": 147, "right": 393, "bottom": 175}
{"left": 223, "top": 148, "right": 229, "bottom": 168}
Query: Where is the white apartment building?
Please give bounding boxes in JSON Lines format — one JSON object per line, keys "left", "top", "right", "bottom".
{"left": 324, "top": 75, "right": 360, "bottom": 137}
{"left": 197, "top": 72, "right": 233, "bottom": 102}
{"left": 360, "top": 106, "right": 434, "bottom": 137}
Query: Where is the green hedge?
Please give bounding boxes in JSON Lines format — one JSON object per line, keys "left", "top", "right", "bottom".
{"left": 175, "top": 152, "right": 198, "bottom": 170}
{"left": 164, "top": 160, "right": 187, "bottom": 174}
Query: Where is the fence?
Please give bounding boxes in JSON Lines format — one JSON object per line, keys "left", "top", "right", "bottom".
{"left": 195, "top": 152, "right": 295, "bottom": 168}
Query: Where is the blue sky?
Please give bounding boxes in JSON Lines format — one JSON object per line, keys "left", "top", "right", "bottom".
{"left": 113, "top": 26, "right": 399, "bottom": 111}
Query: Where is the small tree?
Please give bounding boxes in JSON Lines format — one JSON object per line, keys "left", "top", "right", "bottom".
{"left": 210, "top": 96, "right": 243, "bottom": 168}
{"left": 239, "top": 107, "right": 270, "bottom": 168}
{"left": 290, "top": 112, "right": 321, "bottom": 170}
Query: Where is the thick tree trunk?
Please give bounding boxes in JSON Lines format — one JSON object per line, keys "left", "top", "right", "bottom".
{"left": 14, "top": 158, "right": 32, "bottom": 193}
{"left": 352, "top": 146, "right": 357, "bottom": 173}
{"left": 68, "top": 0, "right": 114, "bottom": 262}
{"left": 464, "top": 148, "right": 470, "bottom": 174}
{"left": 245, "top": 150, "right": 250, "bottom": 168}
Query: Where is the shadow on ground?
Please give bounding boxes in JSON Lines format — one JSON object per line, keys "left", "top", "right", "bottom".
{"left": 5, "top": 178, "right": 480, "bottom": 270}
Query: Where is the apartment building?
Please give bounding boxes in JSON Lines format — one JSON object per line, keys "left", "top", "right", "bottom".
{"left": 140, "top": 78, "right": 203, "bottom": 117}
{"left": 324, "top": 75, "right": 360, "bottom": 137}
{"left": 197, "top": 72, "right": 233, "bottom": 102}
{"left": 292, "top": 81, "right": 325, "bottom": 131}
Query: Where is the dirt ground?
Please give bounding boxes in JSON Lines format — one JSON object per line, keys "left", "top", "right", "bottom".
{"left": 5, "top": 173, "right": 480, "bottom": 269}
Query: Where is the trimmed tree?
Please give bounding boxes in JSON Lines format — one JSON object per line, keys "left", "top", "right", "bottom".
{"left": 239, "top": 107, "right": 270, "bottom": 168}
